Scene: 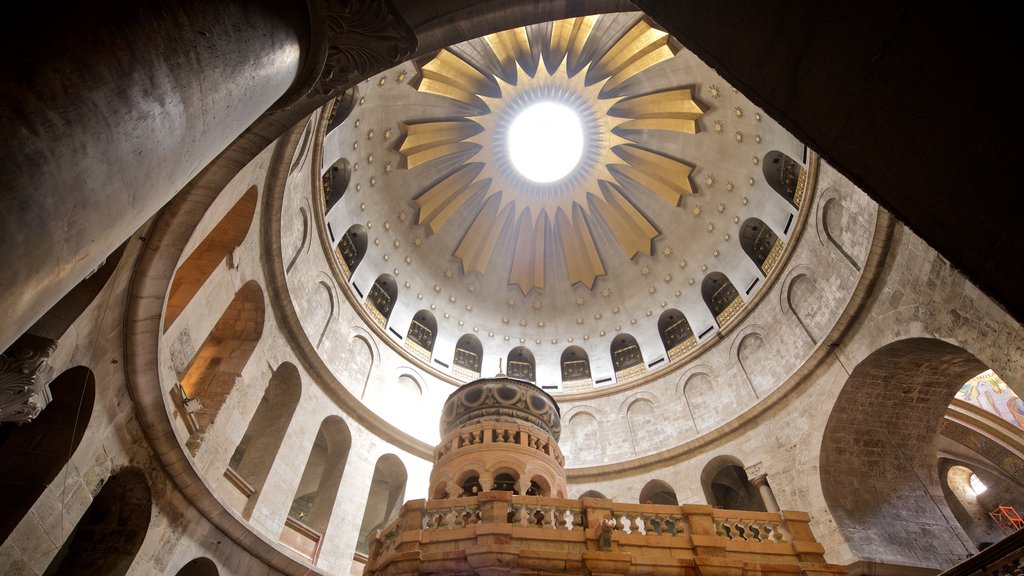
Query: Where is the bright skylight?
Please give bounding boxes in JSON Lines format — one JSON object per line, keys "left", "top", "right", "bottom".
{"left": 507, "top": 101, "right": 583, "bottom": 183}
{"left": 969, "top": 473, "right": 987, "bottom": 495}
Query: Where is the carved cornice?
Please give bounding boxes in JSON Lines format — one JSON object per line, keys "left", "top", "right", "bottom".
{"left": 309, "top": 0, "right": 417, "bottom": 98}
{"left": 0, "top": 334, "right": 57, "bottom": 423}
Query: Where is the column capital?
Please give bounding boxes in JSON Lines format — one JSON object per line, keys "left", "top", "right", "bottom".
{"left": 0, "top": 333, "right": 57, "bottom": 423}
{"left": 744, "top": 460, "right": 768, "bottom": 484}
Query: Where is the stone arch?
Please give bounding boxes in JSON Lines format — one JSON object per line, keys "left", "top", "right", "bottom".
{"left": 366, "top": 273, "right": 398, "bottom": 325}
{"left": 352, "top": 333, "right": 375, "bottom": 399}
{"left": 610, "top": 333, "right": 645, "bottom": 381}
{"left": 313, "top": 279, "right": 336, "bottom": 349}
{"left": 700, "top": 455, "right": 765, "bottom": 511}
{"left": 701, "top": 272, "right": 742, "bottom": 327}
{"left": 567, "top": 410, "right": 602, "bottom": 466}
{"left": 732, "top": 327, "right": 772, "bottom": 398}
{"left": 739, "top": 217, "right": 782, "bottom": 274}
{"left": 762, "top": 150, "right": 803, "bottom": 207}
{"left": 226, "top": 362, "right": 301, "bottom": 517}
{"left": 44, "top": 466, "right": 151, "bottom": 576}
{"left": 507, "top": 346, "right": 536, "bottom": 382}
{"left": 176, "top": 280, "right": 264, "bottom": 451}
{"left": 560, "top": 345, "right": 591, "bottom": 383}
{"left": 579, "top": 490, "right": 609, "bottom": 500}
{"left": 658, "top": 308, "right": 694, "bottom": 360}
{"left": 323, "top": 157, "right": 351, "bottom": 213}
{"left": 819, "top": 338, "right": 990, "bottom": 568}
{"left": 682, "top": 371, "right": 717, "bottom": 434}
{"left": 356, "top": 454, "right": 408, "bottom": 554}
{"left": 639, "top": 479, "right": 679, "bottom": 505}
{"left": 164, "top": 185, "right": 258, "bottom": 331}
{"left": 338, "top": 224, "right": 368, "bottom": 277}
{"left": 781, "top": 266, "right": 826, "bottom": 344}
{"left": 285, "top": 415, "right": 351, "bottom": 536}
{"left": 454, "top": 333, "right": 483, "bottom": 378}
{"left": 624, "top": 395, "right": 662, "bottom": 456}
{"left": 0, "top": 366, "right": 95, "bottom": 543}
{"left": 285, "top": 204, "right": 309, "bottom": 274}
{"left": 821, "top": 197, "right": 861, "bottom": 271}
{"left": 939, "top": 460, "right": 1010, "bottom": 548}
{"left": 407, "top": 309, "right": 437, "bottom": 357}
{"left": 174, "top": 557, "right": 219, "bottom": 576}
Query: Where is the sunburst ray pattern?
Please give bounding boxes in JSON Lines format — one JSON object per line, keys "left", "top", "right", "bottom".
{"left": 399, "top": 16, "right": 705, "bottom": 294}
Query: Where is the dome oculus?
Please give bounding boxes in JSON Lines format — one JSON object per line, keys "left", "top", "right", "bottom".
{"left": 507, "top": 101, "right": 584, "bottom": 183}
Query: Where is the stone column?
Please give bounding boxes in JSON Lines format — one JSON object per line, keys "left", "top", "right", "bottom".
{"left": 0, "top": 0, "right": 416, "bottom": 351}
{"left": 745, "top": 461, "right": 780, "bottom": 513}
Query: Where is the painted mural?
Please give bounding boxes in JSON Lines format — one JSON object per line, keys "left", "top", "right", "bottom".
{"left": 955, "top": 369, "right": 1024, "bottom": 431}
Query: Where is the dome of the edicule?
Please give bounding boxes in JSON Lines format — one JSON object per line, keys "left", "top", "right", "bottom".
{"left": 440, "top": 376, "right": 561, "bottom": 439}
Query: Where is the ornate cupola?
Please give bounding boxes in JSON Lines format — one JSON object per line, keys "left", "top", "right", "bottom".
{"left": 430, "top": 376, "right": 566, "bottom": 501}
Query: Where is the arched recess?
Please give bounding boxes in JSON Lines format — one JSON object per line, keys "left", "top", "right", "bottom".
{"left": 820, "top": 338, "right": 990, "bottom": 568}
{"left": 700, "top": 456, "right": 766, "bottom": 511}
{"left": 659, "top": 308, "right": 695, "bottom": 361}
{"left": 762, "top": 150, "right": 803, "bottom": 207}
{"left": 177, "top": 281, "right": 264, "bottom": 451}
{"left": 701, "top": 272, "right": 743, "bottom": 328}
{"left": 939, "top": 461, "right": 1009, "bottom": 548}
{"left": 611, "top": 333, "right": 645, "bottom": 382}
{"left": 325, "top": 86, "right": 358, "bottom": 136}
{"left": 453, "top": 334, "right": 483, "bottom": 379}
{"left": 507, "top": 346, "right": 536, "bottom": 382}
{"left": 43, "top": 466, "right": 151, "bottom": 576}
{"left": 0, "top": 366, "right": 95, "bottom": 543}
{"left": 568, "top": 411, "right": 602, "bottom": 467}
{"left": 323, "top": 158, "right": 351, "bottom": 213}
{"left": 365, "top": 274, "right": 397, "bottom": 327}
{"left": 352, "top": 334, "right": 375, "bottom": 399}
{"left": 164, "top": 185, "right": 258, "bottom": 331}
{"left": 284, "top": 416, "right": 351, "bottom": 543}
{"left": 821, "top": 198, "right": 861, "bottom": 271}
{"left": 784, "top": 270, "right": 826, "bottom": 344}
{"left": 226, "top": 362, "right": 301, "bottom": 517}
{"left": 560, "top": 345, "right": 591, "bottom": 384}
{"left": 313, "top": 279, "right": 336, "bottom": 349}
{"left": 338, "top": 224, "right": 368, "bottom": 279}
{"left": 406, "top": 309, "right": 437, "bottom": 360}
{"left": 683, "top": 372, "right": 717, "bottom": 434}
{"left": 736, "top": 331, "right": 772, "bottom": 398}
{"left": 356, "top": 454, "right": 408, "bottom": 554}
{"left": 285, "top": 205, "right": 310, "bottom": 274}
{"left": 739, "top": 217, "right": 782, "bottom": 275}
{"left": 639, "top": 479, "right": 679, "bottom": 505}
{"left": 625, "top": 397, "right": 662, "bottom": 456}
{"left": 579, "top": 490, "right": 608, "bottom": 500}
{"left": 174, "top": 557, "right": 219, "bottom": 576}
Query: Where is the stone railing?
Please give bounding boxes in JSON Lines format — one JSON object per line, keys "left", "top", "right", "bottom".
{"left": 434, "top": 420, "right": 565, "bottom": 467}
{"left": 367, "top": 492, "right": 845, "bottom": 575}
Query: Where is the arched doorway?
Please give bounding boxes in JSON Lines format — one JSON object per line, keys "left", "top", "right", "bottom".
{"left": 173, "top": 557, "right": 219, "bottom": 576}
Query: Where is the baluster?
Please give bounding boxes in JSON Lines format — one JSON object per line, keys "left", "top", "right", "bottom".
{"left": 564, "top": 508, "right": 576, "bottom": 530}
{"left": 514, "top": 504, "right": 529, "bottom": 526}
{"left": 646, "top": 514, "right": 661, "bottom": 535}
{"left": 613, "top": 513, "right": 625, "bottom": 532}
{"left": 713, "top": 518, "right": 726, "bottom": 538}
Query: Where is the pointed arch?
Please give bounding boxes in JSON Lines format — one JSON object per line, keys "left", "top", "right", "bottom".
{"left": 165, "top": 185, "right": 258, "bottom": 331}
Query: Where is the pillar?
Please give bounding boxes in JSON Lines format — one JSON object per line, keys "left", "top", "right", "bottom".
{"left": 745, "top": 461, "right": 780, "bottom": 513}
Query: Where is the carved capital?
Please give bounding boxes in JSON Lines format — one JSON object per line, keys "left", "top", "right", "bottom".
{"left": 744, "top": 461, "right": 768, "bottom": 485}
{"left": 310, "top": 0, "right": 417, "bottom": 97}
{"left": 0, "top": 334, "right": 58, "bottom": 423}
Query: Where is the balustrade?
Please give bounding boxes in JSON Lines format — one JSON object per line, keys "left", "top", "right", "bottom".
{"left": 713, "top": 514, "right": 788, "bottom": 543}
{"left": 433, "top": 421, "right": 565, "bottom": 466}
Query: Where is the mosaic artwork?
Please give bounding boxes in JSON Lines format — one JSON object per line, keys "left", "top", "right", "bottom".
{"left": 955, "top": 369, "right": 1024, "bottom": 431}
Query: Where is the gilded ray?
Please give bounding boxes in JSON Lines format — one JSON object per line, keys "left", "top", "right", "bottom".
{"left": 418, "top": 49, "right": 498, "bottom": 106}
{"left": 587, "top": 19, "right": 673, "bottom": 85}
{"left": 485, "top": 26, "right": 533, "bottom": 83}
{"left": 556, "top": 205, "right": 605, "bottom": 288}
{"left": 455, "top": 193, "right": 514, "bottom": 275}
{"left": 416, "top": 163, "right": 487, "bottom": 232}
{"left": 609, "top": 88, "right": 704, "bottom": 134}
{"left": 610, "top": 145, "right": 695, "bottom": 206}
{"left": 509, "top": 210, "right": 548, "bottom": 294}
{"left": 589, "top": 180, "right": 658, "bottom": 257}
{"left": 399, "top": 120, "right": 483, "bottom": 169}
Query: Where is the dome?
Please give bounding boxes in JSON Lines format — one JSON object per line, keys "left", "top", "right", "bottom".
{"left": 439, "top": 376, "right": 561, "bottom": 439}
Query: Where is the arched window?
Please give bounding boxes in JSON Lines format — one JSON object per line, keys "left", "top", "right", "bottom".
{"left": 176, "top": 281, "right": 264, "bottom": 451}
{"left": 658, "top": 309, "right": 695, "bottom": 361}
{"left": 453, "top": 334, "right": 483, "bottom": 379}
{"left": 323, "top": 158, "right": 351, "bottom": 213}
{"left": 639, "top": 479, "right": 679, "bottom": 505}
{"left": 0, "top": 366, "right": 95, "bottom": 543}
{"left": 225, "top": 362, "right": 301, "bottom": 517}
{"left": 762, "top": 150, "right": 804, "bottom": 207}
{"left": 702, "top": 272, "right": 743, "bottom": 328}
{"left": 611, "top": 333, "right": 645, "bottom": 382}
{"left": 337, "top": 224, "right": 367, "bottom": 278}
{"left": 507, "top": 346, "right": 536, "bottom": 382}
{"left": 44, "top": 467, "right": 151, "bottom": 576}
{"left": 560, "top": 346, "right": 592, "bottom": 389}
{"left": 492, "top": 472, "right": 519, "bottom": 493}
{"left": 365, "top": 274, "right": 397, "bottom": 326}
{"left": 739, "top": 217, "right": 782, "bottom": 274}
{"left": 356, "top": 454, "right": 408, "bottom": 554}
{"left": 406, "top": 310, "right": 437, "bottom": 361}
{"left": 325, "top": 86, "right": 358, "bottom": 136}
{"left": 282, "top": 416, "right": 351, "bottom": 561}
{"left": 174, "top": 558, "right": 219, "bottom": 576}
{"left": 165, "top": 185, "right": 258, "bottom": 331}
{"left": 706, "top": 464, "right": 766, "bottom": 511}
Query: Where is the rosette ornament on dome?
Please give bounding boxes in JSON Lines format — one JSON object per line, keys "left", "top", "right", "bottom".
{"left": 399, "top": 16, "right": 705, "bottom": 295}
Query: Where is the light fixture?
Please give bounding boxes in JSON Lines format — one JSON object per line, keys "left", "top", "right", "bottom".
{"left": 507, "top": 101, "right": 583, "bottom": 183}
